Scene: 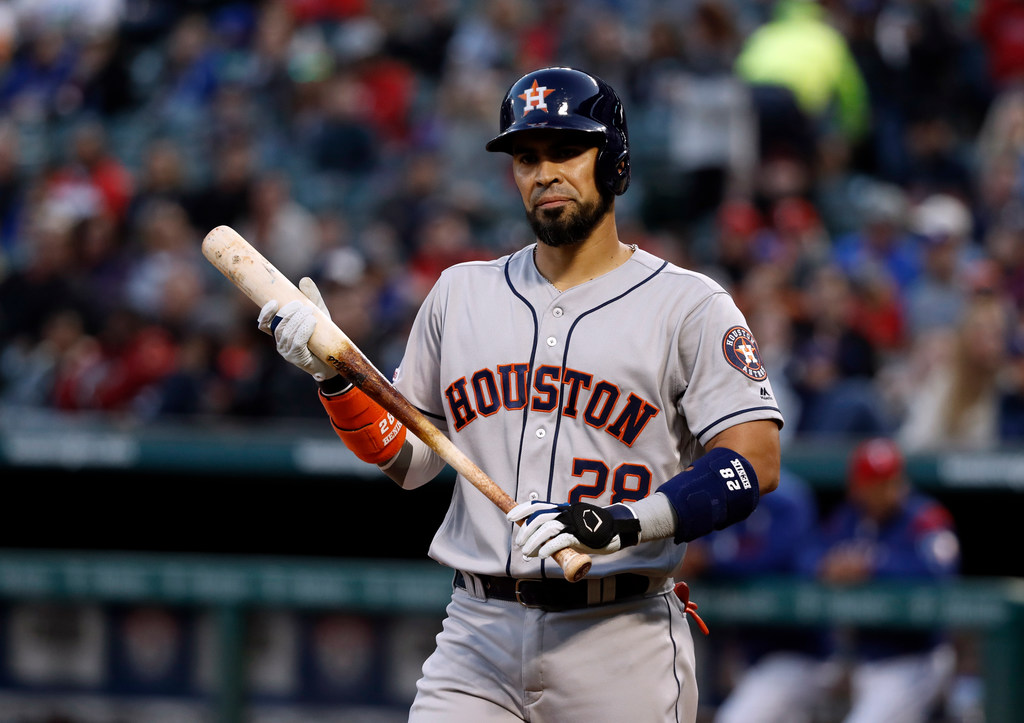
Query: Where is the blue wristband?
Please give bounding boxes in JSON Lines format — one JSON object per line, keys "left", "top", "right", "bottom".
{"left": 657, "top": 447, "right": 760, "bottom": 543}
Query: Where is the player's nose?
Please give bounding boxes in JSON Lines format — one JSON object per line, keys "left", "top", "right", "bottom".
{"left": 534, "top": 158, "right": 563, "bottom": 186}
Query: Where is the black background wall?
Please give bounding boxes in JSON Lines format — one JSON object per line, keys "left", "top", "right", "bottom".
{"left": 2, "top": 467, "right": 1018, "bottom": 579}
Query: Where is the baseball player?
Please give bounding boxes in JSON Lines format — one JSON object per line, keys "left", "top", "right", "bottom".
{"left": 259, "top": 67, "right": 783, "bottom": 722}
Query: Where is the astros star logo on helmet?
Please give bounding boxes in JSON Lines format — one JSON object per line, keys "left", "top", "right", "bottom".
{"left": 518, "top": 79, "right": 555, "bottom": 116}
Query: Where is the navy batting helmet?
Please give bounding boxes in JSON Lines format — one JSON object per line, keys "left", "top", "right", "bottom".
{"left": 485, "top": 67, "right": 631, "bottom": 196}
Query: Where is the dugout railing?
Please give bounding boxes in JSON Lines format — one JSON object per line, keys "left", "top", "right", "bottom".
{"left": 3, "top": 414, "right": 1024, "bottom": 493}
{"left": 0, "top": 552, "right": 1019, "bottom": 722}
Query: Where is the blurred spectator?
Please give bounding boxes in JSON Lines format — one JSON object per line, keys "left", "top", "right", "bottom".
{"left": 340, "top": 18, "right": 419, "bottom": 151}
{"left": 122, "top": 199, "right": 206, "bottom": 332}
{"left": 379, "top": 0, "right": 458, "bottom": 82}
{"left": 205, "top": 81, "right": 266, "bottom": 161}
{"left": 304, "top": 70, "right": 380, "bottom": 176}
{"left": 901, "top": 109, "right": 975, "bottom": 201}
{"left": 210, "top": 309, "right": 278, "bottom": 418}
{"left": 182, "top": 135, "right": 255, "bottom": 234}
{"left": 831, "top": 180, "right": 919, "bottom": 294}
{"left": 68, "top": 14, "right": 137, "bottom": 117}
{"left": 14, "top": 0, "right": 125, "bottom": 39}
{"left": 898, "top": 293, "right": 1014, "bottom": 453}
{"left": 751, "top": 148, "right": 817, "bottom": 232}
{"left": 999, "top": 320, "right": 1024, "bottom": 440}
{"left": 428, "top": 69, "right": 515, "bottom": 226}
{"left": 140, "top": 12, "right": 220, "bottom": 125}
{"left": 0, "top": 22, "right": 78, "bottom": 121}
{"left": 245, "top": 0, "right": 299, "bottom": 130}
{"left": 444, "top": 0, "right": 531, "bottom": 76}
{"left": 561, "top": 8, "right": 633, "bottom": 98}
{"left": 756, "top": 195, "right": 831, "bottom": 289}
{"left": 982, "top": 202, "right": 1024, "bottom": 310}
{"left": 974, "top": 86, "right": 1024, "bottom": 235}
{"left": 74, "top": 211, "right": 132, "bottom": 321}
{"left": 405, "top": 206, "right": 490, "bottom": 305}
{"left": 792, "top": 438, "right": 960, "bottom": 723}
{"left": 639, "top": 3, "right": 758, "bottom": 241}
{"left": 373, "top": 149, "right": 447, "bottom": 258}
{"left": 0, "top": 121, "right": 27, "bottom": 260}
{"left": 705, "top": 198, "right": 764, "bottom": 292}
{"left": 0, "top": 308, "right": 95, "bottom": 407}
{"left": 786, "top": 264, "right": 890, "bottom": 436}
{"left": 51, "top": 307, "right": 178, "bottom": 413}
{"left": 735, "top": 0, "right": 870, "bottom": 162}
{"left": 151, "top": 330, "right": 220, "bottom": 417}
{"left": 866, "top": 0, "right": 979, "bottom": 184}
{"left": 827, "top": 185, "right": 914, "bottom": 357}
{"left": 0, "top": 207, "right": 99, "bottom": 347}
{"left": 847, "top": 263, "right": 907, "bottom": 358}
{"left": 976, "top": 0, "right": 1024, "bottom": 90}
{"left": 44, "top": 118, "right": 134, "bottom": 226}
{"left": 685, "top": 471, "right": 824, "bottom": 722}
{"left": 236, "top": 170, "right": 320, "bottom": 282}
{"left": 287, "top": 0, "right": 366, "bottom": 24}
{"left": 627, "top": 15, "right": 687, "bottom": 106}
{"left": 507, "top": 0, "right": 572, "bottom": 72}
{"left": 125, "top": 136, "right": 191, "bottom": 231}
{"left": 902, "top": 193, "right": 980, "bottom": 339}
{"left": 307, "top": 207, "right": 354, "bottom": 269}
{"left": 314, "top": 244, "right": 396, "bottom": 372}
{"left": 0, "top": 3, "right": 15, "bottom": 69}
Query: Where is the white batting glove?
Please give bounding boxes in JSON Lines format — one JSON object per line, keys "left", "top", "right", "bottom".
{"left": 257, "top": 277, "right": 338, "bottom": 382}
{"left": 507, "top": 500, "right": 641, "bottom": 558}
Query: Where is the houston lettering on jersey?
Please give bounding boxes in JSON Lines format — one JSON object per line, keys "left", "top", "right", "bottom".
{"left": 444, "top": 363, "right": 660, "bottom": 446}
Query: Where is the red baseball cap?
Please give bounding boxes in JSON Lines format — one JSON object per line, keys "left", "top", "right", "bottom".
{"left": 718, "top": 200, "right": 762, "bottom": 237}
{"left": 849, "top": 438, "right": 904, "bottom": 487}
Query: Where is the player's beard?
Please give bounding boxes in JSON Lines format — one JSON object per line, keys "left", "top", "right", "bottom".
{"left": 528, "top": 191, "right": 613, "bottom": 248}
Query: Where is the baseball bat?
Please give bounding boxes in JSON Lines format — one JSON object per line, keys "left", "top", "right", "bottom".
{"left": 202, "top": 225, "right": 592, "bottom": 583}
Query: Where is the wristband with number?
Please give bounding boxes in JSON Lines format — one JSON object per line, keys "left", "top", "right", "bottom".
{"left": 656, "top": 447, "right": 760, "bottom": 543}
{"left": 319, "top": 379, "right": 407, "bottom": 465}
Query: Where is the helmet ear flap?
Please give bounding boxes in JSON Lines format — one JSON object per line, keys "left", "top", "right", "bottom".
{"left": 597, "top": 149, "right": 629, "bottom": 196}
{"left": 608, "top": 99, "right": 630, "bottom": 195}
{"left": 608, "top": 150, "right": 630, "bottom": 195}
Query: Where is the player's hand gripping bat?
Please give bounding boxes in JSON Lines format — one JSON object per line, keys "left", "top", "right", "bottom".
{"left": 203, "top": 225, "right": 593, "bottom": 583}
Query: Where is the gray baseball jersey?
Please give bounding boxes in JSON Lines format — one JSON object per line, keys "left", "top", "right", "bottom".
{"left": 393, "top": 244, "right": 784, "bottom": 580}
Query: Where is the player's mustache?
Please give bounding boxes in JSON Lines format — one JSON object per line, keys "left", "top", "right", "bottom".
{"left": 531, "top": 189, "right": 577, "bottom": 207}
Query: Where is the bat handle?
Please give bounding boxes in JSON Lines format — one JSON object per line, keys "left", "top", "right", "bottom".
{"left": 553, "top": 547, "right": 591, "bottom": 582}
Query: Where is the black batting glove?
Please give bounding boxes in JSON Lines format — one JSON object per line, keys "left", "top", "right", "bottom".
{"left": 507, "top": 501, "right": 642, "bottom": 558}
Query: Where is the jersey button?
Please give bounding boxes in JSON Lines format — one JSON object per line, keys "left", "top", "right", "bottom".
{"left": 546, "top": 336, "right": 557, "bottom": 347}
{"left": 536, "top": 429, "right": 546, "bottom": 438}
{"left": 552, "top": 307, "right": 563, "bottom": 317}
{"left": 529, "top": 492, "right": 539, "bottom": 500}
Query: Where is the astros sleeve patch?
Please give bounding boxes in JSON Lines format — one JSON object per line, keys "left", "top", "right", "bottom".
{"left": 722, "top": 326, "right": 768, "bottom": 382}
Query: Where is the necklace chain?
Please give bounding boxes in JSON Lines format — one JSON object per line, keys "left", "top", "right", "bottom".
{"left": 532, "top": 243, "right": 636, "bottom": 291}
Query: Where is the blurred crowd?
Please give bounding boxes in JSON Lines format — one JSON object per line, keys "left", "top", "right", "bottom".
{"left": 1, "top": 0, "right": 1023, "bottom": 452}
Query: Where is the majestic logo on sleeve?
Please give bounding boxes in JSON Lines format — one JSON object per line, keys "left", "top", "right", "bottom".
{"left": 723, "top": 326, "right": 768, "bottom": 381}
{"left": 518, "top": 80, "right": 555, "bottom": 116}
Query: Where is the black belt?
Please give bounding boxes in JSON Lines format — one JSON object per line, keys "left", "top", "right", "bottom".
{"left": 453, "top": 570, "right": 652, "bottom": 612}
